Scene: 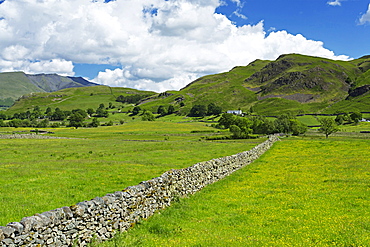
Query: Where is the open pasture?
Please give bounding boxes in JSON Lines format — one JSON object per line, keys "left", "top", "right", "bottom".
{"left": 0, "top": 122, "right": 263, "bottom": 226}
{"left": 97, "top": 136, "right": 370, "bottom": 246}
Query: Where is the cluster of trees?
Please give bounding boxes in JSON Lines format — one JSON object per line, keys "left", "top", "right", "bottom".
{"left": 335, "top": 112, "right": 362, "bottom": 125}
{"left": 116, "top": 94, "right": 151, "bottom": 104}
{"left": 218, "top": 113, "right": 307, "bottom": 138}
{"left": 188, "top": 103, "right": 222, "bottom": 117}
{"left": 157, "top": 105, "right": 175, "bottom": 116}
{"left": 0, "top": 104, "right": 113, "bottom": 129}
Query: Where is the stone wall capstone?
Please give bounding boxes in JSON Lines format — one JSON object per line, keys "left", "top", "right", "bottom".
{"left": 0, "top": 135, "right": 279, "bottom": 247}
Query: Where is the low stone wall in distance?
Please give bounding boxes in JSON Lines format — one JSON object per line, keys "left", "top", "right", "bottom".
{"left": 0, "top": 136, "right": 279, "bottom": 247}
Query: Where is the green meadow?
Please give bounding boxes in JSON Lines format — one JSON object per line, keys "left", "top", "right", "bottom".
{"left": 1, "top": 121, "right": 369, "bottom": 247}
{"left": 0, "top": 121, "right": 262, "bottom": 226}
{"left": 96, "top": 135, "right": 370, "bottom": 247}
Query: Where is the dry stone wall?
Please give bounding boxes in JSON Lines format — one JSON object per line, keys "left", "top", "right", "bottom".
{"left": 0, "top": 136, "right": 279, "bottom": 247}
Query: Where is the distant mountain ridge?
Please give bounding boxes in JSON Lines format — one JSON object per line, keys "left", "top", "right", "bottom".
{"left": 0, "top": 72, "right": 98, "bottom": 107}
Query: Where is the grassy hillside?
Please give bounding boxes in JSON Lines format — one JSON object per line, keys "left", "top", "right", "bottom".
{"left": 5, "top": 85, "right": 156, "bottom": 115}
{"left": 0, "top": 72, "right": 44, "bottom": 106}
{"left": 138, "top": 54, "right": 370, "bottom": 115}
{"left": 0, "top": 71, "right": 98, "bottom": 109}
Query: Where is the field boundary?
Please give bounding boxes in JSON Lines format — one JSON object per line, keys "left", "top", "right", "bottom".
{"left": 0, "top": 136, "right": 279, "bottom": 246}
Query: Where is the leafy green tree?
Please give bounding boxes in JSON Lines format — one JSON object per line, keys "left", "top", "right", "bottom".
{"left": 229, "top": 124, "right": 252, "bottom": 139}
{"left": 37, "top": 119, "right": 49, "bottom": 128}
{"left": 0, "top": 112, "right": 7, "bottom": 120}
{"left": 45, "top": 107, "right": 52, "bottom": 116}
{"left": 142, "top": 111, "right": 155, "bottom": 121}
{"left": 95, "top": 107, "right": 109, "bottom": 118}
{"left": 51, "top": 108, "right": 66, "bottom": 121}
{"left": 207, "top": 103, "right": 222, "bottom": 116}
{"left": 290, "top": 119, "right": 308, "bottom": 136}
{"left": 72, "top": 109, "right": 88, "bottom": 118}
{"left": 251, "top": 116, "right": 275, "bottom": 134}
{"left": 167, "top": 105, "right": 175, "bottom": 115}
{"left": 68, "top": 112, "right": 85, "bottom": 129}
{"left": 335, "top": 115, "right": 345, "bottom": 125}
{"left": 0, "top": 119, "right": 7, "bottom": 127}
{"left": 132, "top": 106, "right": 141, "bottom": 115}
{"left": 218, "top": 113, "right": 236, "bottom": 129}
{"left": 350, "top": 112, "right": 362, "bottom": 124}
{"left": 188, "top": 105, "right": 207, "bottom": 117}
{"left": 157, "top": 105, "right": 167, "bottom": 116}
{"left": 88, "top": 118, "right": 100, "bottom": 127}
{"left": 86, "top": 108, "right": 95, "bottom": 116}
{"left": 318, "top": 117, "right": 340, "bottom": 138}
{"left": 274, "top": 114, "right": 293, "bottom": 133}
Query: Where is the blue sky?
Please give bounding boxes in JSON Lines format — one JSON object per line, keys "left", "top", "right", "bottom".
{"left": 0, "top": 0, "right": 369, "bottom": 92}
{"left": 216, "top": 0, "right": 369, "bottom": 58}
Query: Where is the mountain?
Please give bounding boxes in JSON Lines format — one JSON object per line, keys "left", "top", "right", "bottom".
{"left": 137, "top": 54, "right": 370, "bottom": 115}
{"left": 0, "top": 72, "right": 98, "bottom": 108}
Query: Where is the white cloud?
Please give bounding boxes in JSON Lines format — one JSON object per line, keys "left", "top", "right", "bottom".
{"left": 359, "top": 4, "right": 370, "bottom": 25}
{"left": 327, "top": 0, "right": 342, "bottom": 6}
{"left": 0, "top": 0, "right": 350, "bottom": 93}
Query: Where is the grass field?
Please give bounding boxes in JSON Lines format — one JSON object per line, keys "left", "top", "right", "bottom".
{"left": 0, "top": 122, "right": 263, "bottom": 226}
{"left": 95, "top": 136, "right": 370, "bottom": 247}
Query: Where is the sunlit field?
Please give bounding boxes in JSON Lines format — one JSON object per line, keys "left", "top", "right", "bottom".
{"left": 96, "top": 136, "right": 370, "bottom": 247}
{"left": 0, "top": 122, "right": 263, "bottom": 226}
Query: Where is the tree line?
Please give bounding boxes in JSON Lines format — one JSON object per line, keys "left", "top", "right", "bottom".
{"left": 0, "top": 104, "right": 113, "bottom": 129}
{"left": 217, "top": 113, "right": 308, "bottom": 139}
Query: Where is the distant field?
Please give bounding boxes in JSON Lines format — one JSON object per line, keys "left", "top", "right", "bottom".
{"left": 97, "top": 136, "right": 370, "bottom": 247}
{"left": 0, "top": 122, "right": 263, "bottom": 226}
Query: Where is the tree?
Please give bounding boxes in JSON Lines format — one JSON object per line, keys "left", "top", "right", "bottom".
{"left": 0, "top": 112, "right": 7, "bottom": 120}
{"left": 72, "top": 109, "right": 87, "bottom": 118}
{"left": 207, "top": 103, "right": 222, "bottom": 116}
{"left": 290, "top": 119, "right": 308, "bottom": 136}
{"left": 318, "top": 117, "right": 340, "bottom": 138}
{"left": 335, "top": 115, "right": 345, "bottom": 125}
{"left": 157, "top": 105, "right": 167, "bottom": 116}
{"left": 350, "top": 112, "right": 362, "bottom": 124}
{"left": 188, "top": 104, "right": 207, "bottom": 117}
{"left": 86, "top": 108, "right": 95, "bottom": 116}
{"left": 167, "top": 105, "right": 175, "bottom": 115}
{"left": 88, "top": 118, "right": 100, "bottom": 127}
{"left": 142, "top": 111, "right": 155, "bottom": 121}
{"left": 68, "top": 112, "right": 85, "bottom": 129}
{"left": 37, "top": 119, "right": 49, "bottom": 128}
{"left": 51, "top": 108, "right": 66, "bottom": 121}
{"left": 132, "top": 106, "right": 141, "bottom": 115}
{"left": 95, "top": 107, "right": 109, "bottom": 117}
{"left": 45, "top": 107, "right": 52, "bottom": 116}
{"left": 218, "top": 113, "right": 236, "bottom": 129}
{"left": 229, "top": 124, "right": 252, "bottom": 139}
{"left": 274, "top": 114, "right": 293, "bottom": 133}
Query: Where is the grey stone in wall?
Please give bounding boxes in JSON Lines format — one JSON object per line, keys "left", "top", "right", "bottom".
{"left": 1, "top": 135, "right": 279, "bottom": 247}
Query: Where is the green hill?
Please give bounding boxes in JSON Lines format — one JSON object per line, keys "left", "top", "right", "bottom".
{"left": 137, "top": 54, "right": 370, "bottom": 115}
{"left": 5, "top": 85, "right": 156, "bottom": 115}
{"left": 0, "top": 71, "right": 98, "bottom": 109}
{"left": 2, "top": 54, "right": 370, "bottom": 116}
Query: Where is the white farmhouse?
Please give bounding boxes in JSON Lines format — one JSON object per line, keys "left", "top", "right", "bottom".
{"left": 227, "top": 110, "right": 242, "bottom": 115}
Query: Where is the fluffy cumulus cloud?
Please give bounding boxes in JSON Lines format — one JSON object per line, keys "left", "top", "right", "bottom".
{"left": 359, "top": 4, "right": 370, "bottom": 25}
{"left": 327, "top": 0, "right": 343, "bottom": 7}
{"left": 0, "top": 0, "right": 350, "bottom": 92}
